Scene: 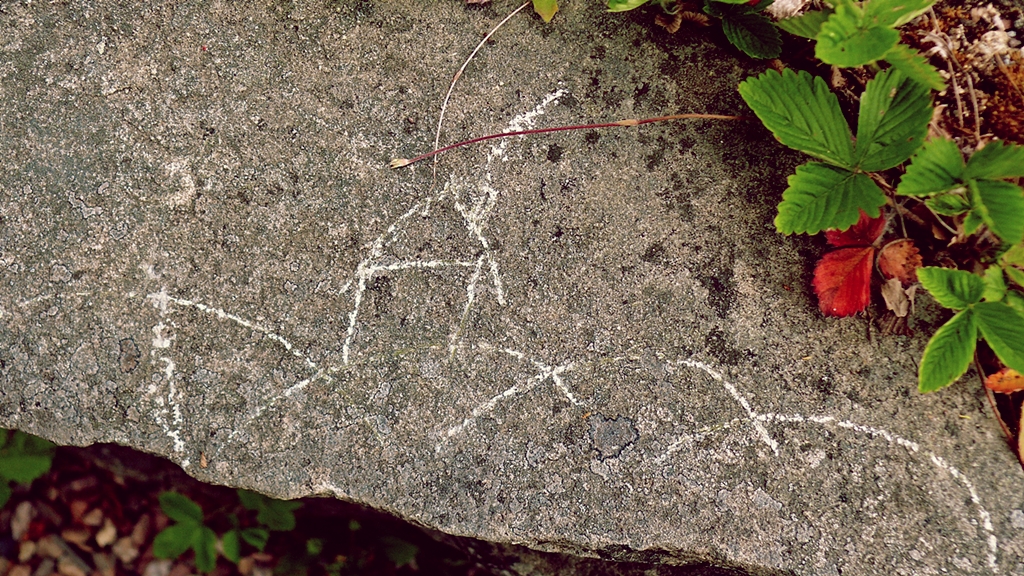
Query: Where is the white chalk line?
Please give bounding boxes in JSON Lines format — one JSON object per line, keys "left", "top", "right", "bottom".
{"left": 437, "top": 345, "right": 578, "bottom": 450}
{"left": 340, "top": 90, "right": 565, "bottom": 365}
{"left": 667, "top": 359, "right": 1000, "bottom": 572}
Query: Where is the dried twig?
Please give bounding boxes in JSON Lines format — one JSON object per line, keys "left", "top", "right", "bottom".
{"left": 391, "top": 113, "right": 753, "bottom": 168}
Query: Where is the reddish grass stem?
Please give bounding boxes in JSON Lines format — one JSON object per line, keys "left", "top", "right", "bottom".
{"left": 390, "top": 113, "right": 754, "bottom": 168}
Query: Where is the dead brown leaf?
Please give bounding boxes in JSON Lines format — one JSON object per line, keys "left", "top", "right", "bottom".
{"left": 878, "top": 239, "right": 923, "bottom": 284}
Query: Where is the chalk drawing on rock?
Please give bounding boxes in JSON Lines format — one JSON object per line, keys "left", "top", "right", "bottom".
{"left": 119, "top": 90, "right": 1009, "bottom": 572}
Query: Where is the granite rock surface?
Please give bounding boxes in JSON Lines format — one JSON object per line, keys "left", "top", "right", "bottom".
{"left": 2, "top": 1, "right": 1023, "bottom": 574}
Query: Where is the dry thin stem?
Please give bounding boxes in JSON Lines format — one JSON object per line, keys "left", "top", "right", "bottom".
{"left": 431, "top": 1, "right": 531, "bottom": 184}
{"left": 392, "top": 113, "right": 752, "bottom": 168}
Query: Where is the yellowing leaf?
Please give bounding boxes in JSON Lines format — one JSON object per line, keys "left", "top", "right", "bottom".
{"left": 985, "top": 368, "right": 1024, "bottom": 393}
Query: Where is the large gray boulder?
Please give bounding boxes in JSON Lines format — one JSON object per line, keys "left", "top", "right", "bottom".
{"left": 2, "top": 0, "right": 1022, "bottom": 573}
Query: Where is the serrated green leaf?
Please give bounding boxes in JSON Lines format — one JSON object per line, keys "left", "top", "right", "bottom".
{"left": 864, "top": 0, "right": 935, "bottom": 27}
{"left": 0, "top": 455, "right": 52, "bottom": 484}
{"left": 975, "top": 301, "right": 1024, "bottom": 373}
{"left": 194, "top": 526, "right": 218, "bottom": 573}
{"left": 721, "top": 13, "right": 782, "bottom": 58}
{"left": 154, "top": 523, "right": 197, "bottom": 559}
{"left": 964, "top": 208, "right": 984, "bottom": 235}
{"left": 607, "top": 0, "right": 649, "bottom": 11}
{"left": 883, "top": 43, "right": 945, "bottom": 91}
{"left": 1007, "top": 267, "right": 1024, "bottom": 289}
{"left": 1006, "top": 290, "right": 1024, "bottom": 315}
{"left": 897, "top": 138, "right": 963, "bottom": 196}
{"left": 380, "top": 536, "right": 418, "bottom": 568}
{"left": 855, "top": 68, "right": 932, "bottom": 171}
{"left": 237, "top": 489, "right": 263, "bottom": 511}
{"left": 918, "top": 266, "right": 985, "bottom": 309}
{"left": 257, "top": 499, "right": 301, "bottom": 531}
{"left": 533, "top": 0, "right": 558, "bottom": 21}
{"left": 926, "top": 193, "right": 970, "bottom": 215}
{"left": 0, "top": 430, "right": 9, "bottom": 445}
{"left": 738, "top": 69, "right": 855, "bottom": 167}
{"left": 963, "top": 140, "right": 1024, "bottom": 180}
{"left": 918, "top": 308, "right": 977, "bottom": 393}
{"left": 983, "top": 265, "right": 1007, "bottom": 302}
{"left": 159, "top": 492, "right": 204, "bottom": 525}
{"left": 222, "top": 530, "right": 241, "bottom": 564}
{"left": 775, "top": 163, "right": 886, "bottom": 235}
{"left": 816, "top": 3, "right": 900, "bottom": 67}
{"left": 970, "top": 179, "right": 1024, "bottom": 245}
{"left": 0, "top": 482, "right": 11, "bottom": 508}
{"left": 1003, "top": 242, "right": 1024, "bottom": 266}
{"left": 241, "top": 527, "right": 270, "bottom": 551}
{"left": 777, "top": 9, "right": 834, "bottom": 38}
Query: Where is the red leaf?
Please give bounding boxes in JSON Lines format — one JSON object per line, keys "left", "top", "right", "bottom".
{"left": 813, "top": 246, "right": 876, "bottom": 316}
{"left": 825, "top": 210, "right": 886, "bottom": 247}
{"left": 878, "top": 239, "right": 923, "bottom": 284}
{"left": 986, "top": 368, "right": 1024, "bottom": 393}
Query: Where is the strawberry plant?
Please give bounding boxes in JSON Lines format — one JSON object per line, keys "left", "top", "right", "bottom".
{"left": 0, "top": 429, "right": 55, "bottom": 507}
{"left": 738, "top": 67, "right": 932, "bottom": 235}
{"left": 608, "top": 0, "right": 782, "bottom": 58}
{"left": 916, "top": 267, "right": 1024, "bottom": 392}
{"left": 775, "top": 0, "right": 944, "bottom": 89}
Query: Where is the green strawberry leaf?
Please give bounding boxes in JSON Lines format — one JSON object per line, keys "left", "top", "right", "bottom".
{"left": 854, "top": 68, "right": 932, "bottom": 171}
{"left": 153, "top": 523, "right": 198, "bottom": 559}
{"left": 897, "top": 138, "right": 965, "bottom": 196}
{"left": 864, "top": 0, "right": 935, "bottom": 27}
{"left": 816, "top": 3, "right": 900, "bottom": 67}
{"left": 883, "top": 43, "right": 945, "bottom": 91}
{"left": 607, "top": 0, "right": 650, "bottom": 10}
{"left": 963, "top": 140, "right": 1024, "bottom": 180}
{"left": 926, "top": 193, "right": 970, "bottom": 216}
{"left": 241, "top": 527, "right": 270, "bottom": 551}
{"left": 970, "top": 179, "right": 1024, "bottom": 245}
{"left": 721, "top": 13, "right": 782, "bottom": 58}
{"left": 1003, "top": 242, "right": 1024, "bottom": 266}
{"left": 982, "top": 265, "right": 1007, "bottom": 302}
{"left": 918, "top": 308, "right": 977, "bottom": 393}
{"left": 975, "top": 301, "right": 1024, "bottom": 373}
{"left": 221, "top": 530, "right": 241, "bottom": 564}
{"left": 237, "top": 489, "right": 262, "bottom": 511}
{"left": 963, "top": 208, "right": 984, "bottom": 235}
{"left": 533, "top": 0, "right": 558, "bottom": 21}
{"left": 0, "top": 454, "right": 52, "bottom": 484}
{"left": 775, "top": 163, "right": 886, "bottom": 235}
{"left": 918, "top": 266, "right": 985, "bottom": 309}
{"left": 1006, "top": 290, "right": 1024, "bottom": 316}
{"left": 193, "top": 526, "right": 218, "bottom": 573}
{"left": 257, "top": 499, "right": 302, "bottom": 531}
{"left": 776, "top": 9, "right": 833, "bottom": 39}
{"left": 1007, "top": 267, "right": 1024, "bottom": 290}
{"left": 159, "top": 492, "right": 204, "bottom": 525}
{"left": 738, "top": 69, "right": 855, "bottom": 167}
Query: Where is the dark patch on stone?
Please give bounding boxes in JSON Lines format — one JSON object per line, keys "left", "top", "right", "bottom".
{"left": 588, "top": 414, "right": 638, "bottom": 460}
{"left": 583, "top": 131, "right": 600, "bottom": 145}
{"left": 641, "top": 242, "right": 668, "bottom": 265}
{"left": 698, "top": 267, "right": 735, "bottom": 318}
{"left": 546, "top": 144, "right": 563, "bottom": 163}
{"left": 118, "top": 338, "right": 140, "bottom": 374}
{"left": 703, "top": 328, "right": 746, "bottom": 366}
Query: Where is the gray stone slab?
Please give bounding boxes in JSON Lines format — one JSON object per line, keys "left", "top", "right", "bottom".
{"left": 2, "top": 0, "right": 1023, "bottom": 574}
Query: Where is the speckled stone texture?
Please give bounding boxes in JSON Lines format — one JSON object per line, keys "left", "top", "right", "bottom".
{"left": 2, "top": 1, "right": 1022, "bottom": 574}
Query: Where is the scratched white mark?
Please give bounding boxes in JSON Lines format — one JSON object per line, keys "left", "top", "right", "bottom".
{"left": 669, "top": 359, "right": 1000, "bottom": 573}
{"left": 340, "top": 91, "right": 564, "bottom": 365}
{"left": 438, "top": 346, "right": 576, "bottom": 449}
{"left": 143, "top": 292, "right": 189, "bottom": 467}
